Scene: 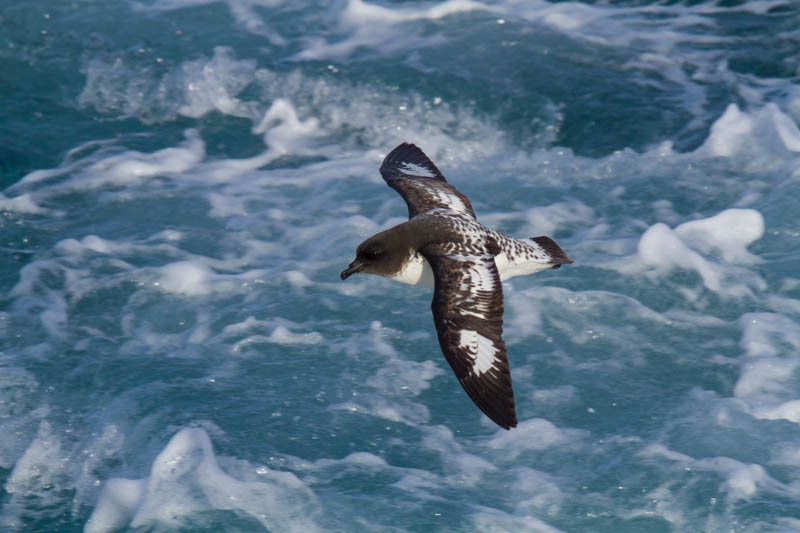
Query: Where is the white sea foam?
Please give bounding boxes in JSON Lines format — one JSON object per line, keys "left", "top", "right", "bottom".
{"left": 16, "top": 130, "right": 206, "bottom": 193}
{"left": 704, "top": 104, "right": 756, "bottom": 157}
{"left": 421, "top": 425, "right": 496, "bottom": 487}
{"left": 482, "top": 199, "right": 595, "bottom": 242}
{"left": 366, "top": 358, "right": 443, "bottom": 396}
{"left": 486, "top": 418, "right": 583, "bottom": 460}
{"left": 638, "top": 222, "right": 724, "bottom": 292}
{"left": 5, "top": 423, "right": 65, "bottom": 489}
{"left": 734, "top": 313, "right": 800, "bottom": 416}
{"left": 506, "top": 286, "right": 669, "bottom": 369}
{"left": 508, "top": 466, "right": 564, "bottom": 516}
{"left": 640, "top": 443, "right": 799, "bottom": 503}
{"left": 175, "top": 47, "right": 260, "bottom": 119}
{"left": 253, "top": 98, "right": 321, "bottom": 155}
{"left": 703, "top": 103, "right": 800, "bottom": 157}
{"left": 206, "top": 191, "right": 248, "bottom": 218}
{"left": 132, "top": 0, "right": 287, "bottom": 43}
{"left": 109, "top": 0, "right": 796, "bottom": 143}
{"left": 295, "top": 0, "right": 489, "bottom": 60}
{"left": 1, "top": 421, "right": 65, "bottom": 528}
{"left": 673, "top": 209, "right": 764, "bottom": 265}
{"left": 1, "top": 418, "right": 122, "bottom": 529}
{"left": 82, "top": 130, "right": 206, "bottom": 187}
{"left": 502, "top": 283, "right": 543, "bottom": 340}
{"left": 85, "top": 427, "right": 320, "bottom": 532}
{"left": 266, "top": 326, "right": 324, "bottom": 346}
{"left": 531, "top": 385, "right": 579, "bottom": 407}
{"left": 634, "top": 209, "right": 766, "bottom": 297}
{"left": 225, "top": 325, "right": 326, "bottom": 351}
{"left": 0, "top": 363, "right": 39, "bottom": 472}
{"left": 156, "top": 261, "right": 215, "bottom": 296}
{"left": 327, "top": 321, "right": 443, "bottom": 425}
{"left": 79, "top": 47, "right": 261, "bottom": 123}
{"left": 0, "top": 193, "right": 48, "bottom": 214}
{"left": 74, "top": 44, "right": 508, "bottom": 168}
{"left": 471, "top": 507, "right": 563, "bottom": 533}
{"left": 84, "top": 478, "right": 147, "bottom": 532}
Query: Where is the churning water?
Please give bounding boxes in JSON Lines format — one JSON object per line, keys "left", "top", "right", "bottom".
{"left": 2, "top": 1, "right": 800, "bottom": 531}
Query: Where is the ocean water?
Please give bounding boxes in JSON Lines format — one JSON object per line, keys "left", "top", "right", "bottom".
{"left": 2, "top": 0, "right": 800, "bottom": 531}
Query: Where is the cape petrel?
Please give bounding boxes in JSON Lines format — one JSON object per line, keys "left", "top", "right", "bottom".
{"left": 341, "top": 143, "right": 572, "bottom": 429}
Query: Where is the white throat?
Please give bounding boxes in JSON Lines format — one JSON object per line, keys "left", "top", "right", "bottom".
{"left": 388, "top": 252, "right": 435, "bottom": 287}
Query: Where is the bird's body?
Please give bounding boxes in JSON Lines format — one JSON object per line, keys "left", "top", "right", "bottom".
{"left": 379, "top": 211, "right": 567, "bottom": 288}
{"left": 341, "top": 143, "right": 572, "bottom": 429}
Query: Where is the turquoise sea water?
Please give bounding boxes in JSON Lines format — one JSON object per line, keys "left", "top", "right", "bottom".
{"left": 2, "top": 1, "right": 800, "bottom": 531}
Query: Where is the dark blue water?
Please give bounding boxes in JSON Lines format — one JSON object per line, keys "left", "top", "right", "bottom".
{"left": 2, "top": 1, "right": 800, "bottom": 531}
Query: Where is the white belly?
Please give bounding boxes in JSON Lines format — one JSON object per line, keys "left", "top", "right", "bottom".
{"left": 389, "top": 253, "right": 435, "bottom": 287}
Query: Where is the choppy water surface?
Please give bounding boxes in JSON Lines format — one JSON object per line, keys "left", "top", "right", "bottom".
{"left": 2, "top": 1, "right": 800, "bottom": 531}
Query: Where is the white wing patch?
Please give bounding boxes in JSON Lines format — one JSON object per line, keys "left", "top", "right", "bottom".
{"left": 431, "top": 187, "right": 468, "bottom": 214}
{"left": 400, "top": 162, "right": 436, "bottom": 178}
{"left": 451, "top": 254, "right": 496, "bottom": 294}
{"left": 451, "top": 254, "right": 503, "bottom": 376}
{"left": 458, "top": 329, "right": 499, "bottom": 376}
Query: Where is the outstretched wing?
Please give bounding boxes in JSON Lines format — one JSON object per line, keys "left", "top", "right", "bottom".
{"left": 380, "top": 143, "right": 476, "bottom": 219}
{"left": 421, "top": 245, "right": 517, "bottom": 429}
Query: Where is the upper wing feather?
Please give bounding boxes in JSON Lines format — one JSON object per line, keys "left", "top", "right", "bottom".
{"left": 421, "top": 245, "right": 517, "bottom": 429}
{"left": 380, "top": 143, "right": 476, "bottom": 219}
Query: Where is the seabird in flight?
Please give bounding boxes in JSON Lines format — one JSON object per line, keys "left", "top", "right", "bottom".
{"left": 341, "top": 143, "right": 572, "bottom": 429}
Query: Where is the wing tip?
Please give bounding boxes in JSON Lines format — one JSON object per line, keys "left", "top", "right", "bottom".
{"left": 495, "top": 413, "right": 518, "bottom": 430}
{"left": 485, "top": 406, "right": 518, "bottom": 430}
{"left": 381, "top": 142, "right": 446, "bottom": 181}
{"left": 457, "top": 372, "right": 518, "bottom": 430}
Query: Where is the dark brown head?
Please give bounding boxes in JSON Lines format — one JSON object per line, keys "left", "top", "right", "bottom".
{"left": 340, "top": 230, "right": 408, "bottom": 280}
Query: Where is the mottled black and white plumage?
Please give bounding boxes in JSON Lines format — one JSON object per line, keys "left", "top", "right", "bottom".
{"left": 341, "top": 143, "right": 572, "bottom": 430}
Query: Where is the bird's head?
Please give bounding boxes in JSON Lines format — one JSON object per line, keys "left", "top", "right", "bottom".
{"left": 340, "top": 235, "right": 395, "bottom": 280}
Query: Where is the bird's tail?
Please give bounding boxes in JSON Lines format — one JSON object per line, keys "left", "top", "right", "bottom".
{"left": 531, "top": 236, "right": 573, "bottom": 269}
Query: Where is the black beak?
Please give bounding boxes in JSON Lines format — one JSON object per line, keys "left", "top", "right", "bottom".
{"left": 340, "top": 259, "right": 365, "bottom": 280}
